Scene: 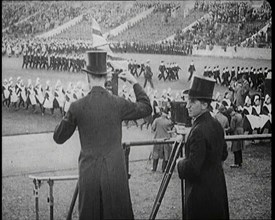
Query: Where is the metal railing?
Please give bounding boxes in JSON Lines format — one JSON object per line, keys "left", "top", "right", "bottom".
{"left": 29, "top": 133, "right": 271, "bottom": 220}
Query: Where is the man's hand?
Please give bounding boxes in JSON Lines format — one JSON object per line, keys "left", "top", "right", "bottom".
{"left": 175, "top": 134, "right": 184, "bottom": 143}
{"left": 176, "top": 156, "right": 185, "bottom": 170}
{"left": 118, "top": 71, "right": 138, "bottom": 85}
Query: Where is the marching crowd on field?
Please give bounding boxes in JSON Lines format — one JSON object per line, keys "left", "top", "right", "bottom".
{"left": 2, "top": 61, "right": 272, "bottom": 134}
{"left": 2, "top": 76, "right": 88, "bottom": 116}
{"left": 21, "top": 50, "right": 86, "bottom": 73}
{"left": 202, "top": 65, "right": 269, "bottom": 90}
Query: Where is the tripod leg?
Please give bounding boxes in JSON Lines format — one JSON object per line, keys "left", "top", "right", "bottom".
{"left": 151, "top": 142, "right": 179, "bottom": 210}
{"left": 180, "top": 146, "right": 185, "bottom": 220}
{"left": 66, "top": 181, "right": 79, "bottom": 220}
{"left": 149, "top": 141, "right": 183, "bottom": 220}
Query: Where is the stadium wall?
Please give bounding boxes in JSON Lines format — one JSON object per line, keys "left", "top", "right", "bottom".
{"left": 192, "top": 46, "right": 271, "bottom": 60}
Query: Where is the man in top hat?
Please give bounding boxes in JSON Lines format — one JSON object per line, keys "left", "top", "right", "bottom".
{"left": 53, "top": 50, "right": 152, "bottom": 219}
{"left": 177, "top": 75, "right": 229, "bottom": 219}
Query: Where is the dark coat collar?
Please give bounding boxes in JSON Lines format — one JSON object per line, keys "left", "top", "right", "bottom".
{"left": 88, "top": 86, "right": 107, "bottom": 95}
{"left": 193, "top": 111, "right": 211, "bottom": 127}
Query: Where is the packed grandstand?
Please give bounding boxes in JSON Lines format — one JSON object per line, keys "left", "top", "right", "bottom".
{"left": 2, "top": 0, "right": 272, "bottom": 57}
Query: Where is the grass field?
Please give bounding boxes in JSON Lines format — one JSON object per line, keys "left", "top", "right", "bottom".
{"left": 2, "top": 54, "right": 272, "bottom": 219}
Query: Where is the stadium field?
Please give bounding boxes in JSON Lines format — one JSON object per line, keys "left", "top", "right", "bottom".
{"left": 2, "top": 53, "right": 271, "bottom": 219}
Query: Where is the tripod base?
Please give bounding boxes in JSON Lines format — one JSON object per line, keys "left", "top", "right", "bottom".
{"left": 149, "top": 139, "right": 185, "bottom": 220}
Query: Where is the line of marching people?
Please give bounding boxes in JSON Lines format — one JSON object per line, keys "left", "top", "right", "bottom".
{"left": 22, "top": 50, "right": 86, "bottom": 73}
{"left": 157, "top": 60, "right": 181, "bottom": 81}
{"left": 202, "top": 65, "right": 270, "bottom": 91}
{"left": 2, "top": 76, "right": 87, "bottom": 116}
{"left": 127, "top": 59, "right": 181, "bottom": 81}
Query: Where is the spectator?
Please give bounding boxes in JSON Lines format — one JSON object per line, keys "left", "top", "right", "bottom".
{"left": 227, "top": 107, "right": 244, "bottom": 168}
{"left": 177, "top": 75, "right": 229, "bottom": 219}
{"left": 53, "top": 51, "right": 152, "bottom": 219}
{"left": 151, "top": 107, "right": 174, "bottom": 172}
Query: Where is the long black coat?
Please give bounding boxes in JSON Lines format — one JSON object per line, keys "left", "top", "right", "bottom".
{"left": 53, "top": 84, "right": 152, "bottom": 219}
{"left": 177, "top": 111, "right": 229, "bottom": 220}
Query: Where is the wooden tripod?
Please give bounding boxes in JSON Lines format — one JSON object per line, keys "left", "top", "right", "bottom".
{"left": 149, "top": 139, "right": 185, "bottom": 220}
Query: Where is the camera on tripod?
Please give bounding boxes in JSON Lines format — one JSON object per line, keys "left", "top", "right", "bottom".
{"left": 170, "top": 101, "right": 192, "bottom": 126}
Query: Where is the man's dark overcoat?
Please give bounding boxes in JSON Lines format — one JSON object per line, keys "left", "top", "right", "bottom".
{"left": 177, "top": 111, "right": 229, "bottom": 220}
{"left": 54, "top": 84, "right": 152, "bottom": 219}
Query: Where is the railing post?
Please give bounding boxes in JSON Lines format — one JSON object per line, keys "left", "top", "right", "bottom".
{"left": 48, "top": 179, "right": 54, "bottom": 220}
{"left": 33, "top": 178, "right": 41, "bottom": 220}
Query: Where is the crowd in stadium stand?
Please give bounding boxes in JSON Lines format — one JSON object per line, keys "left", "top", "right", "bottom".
{"left": 241, "top": 19, "right": 272, "bottom": 48}
{"left": 95, "top": 2, "right": 150, "bottom": 31}
{"left": 3, "top": 1, "right": 84, "bottom": 38}
{"left": 171, "top": 0, "right": 272, "bottom": 49}
{"left": 2, "top": 0, "right": 272, "bottom": 58}
{"left": 2, "top": 1, "right": 151, "bottom": 39}
{"left": 2, "top": 1, "right": 43, "bottom": 30}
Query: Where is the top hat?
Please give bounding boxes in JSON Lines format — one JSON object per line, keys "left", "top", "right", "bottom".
{"left": 187, "top": 75, "right": 216, "bottom": 100}
{"left": 82, "top": 50, "right": 110, "bottom": 75}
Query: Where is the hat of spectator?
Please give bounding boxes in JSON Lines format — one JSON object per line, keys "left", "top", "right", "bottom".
{"left": 186, "top": 75, "right": 216, "bottom": 101}
{"left": 215, "top": 92, "right": 220, "bottom": 101}
{"left": 237, "top": 105, "right": 243, "bottom": 112}
{"left": 244, "top": 96, "right": 251, "bottom": 106}
{"left": 266, "top": 70, "right": 271, "bottom": 79}
{"left": 82, "top": 50, "right": 110, "bottom": 76}
{"left": 35, "top": 77, "right": 40, "bottom": 86}
{"left": 160, "top": 106, "right": 169, "bottom": 115}
{"left": 227, "top": 106, "right": 234, "bottom": 115}
{"left": 181, "top": 89, "right": 189, "bottom": 97}
{"left": 27, "top": 79, "right": 32, "bottom": 86}
{"left": 67, "top": 82, "right": 73, "bottom": 90}
{"left": 55, "top": 80, "right": 61, "bottom": 88}
{"left": 218, "top": 104, "right": 226, "bottom": 113}
{"left": 76, "top": 81, "right": 82, "bottom": 89}
{"left": 264, "top": 94, "right": 271, "bottom": 103}
{"left": 253, "top": 94, "right": 261, "bottom": 104}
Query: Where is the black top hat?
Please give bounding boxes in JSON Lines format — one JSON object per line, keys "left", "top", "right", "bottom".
{"left": 82, "top": 50, "right": 109, "bottom": 75}
{"left": 187, "top": 75, "right": 216, "bottom": 100}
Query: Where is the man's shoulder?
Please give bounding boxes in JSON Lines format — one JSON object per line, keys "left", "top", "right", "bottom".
{"left": 70, "top": 95, "right": 87, "bottom": 108}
